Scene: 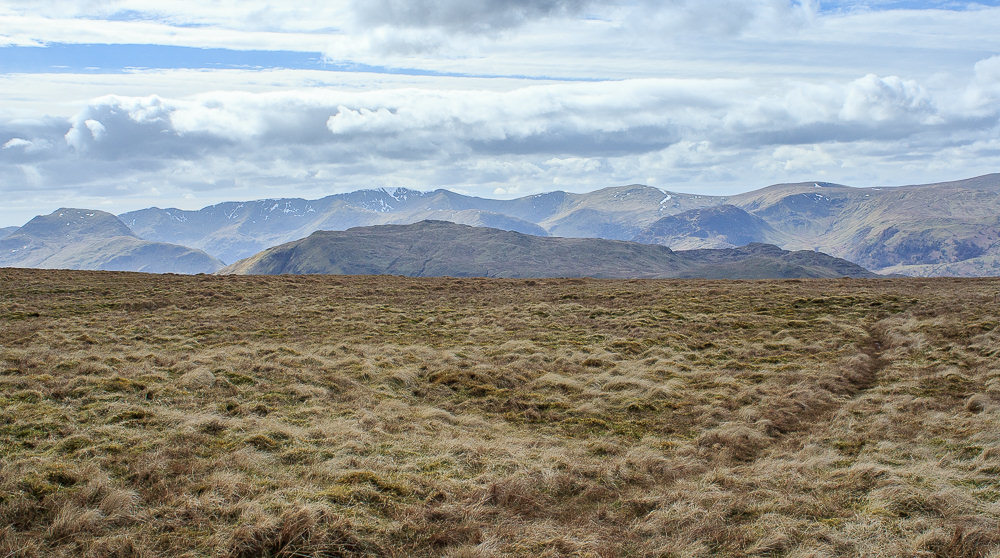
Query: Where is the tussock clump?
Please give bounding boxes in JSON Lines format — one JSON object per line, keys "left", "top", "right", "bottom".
{"left": 966, "top": 393, "right": 989, "bottom": 413}
{"left": 914, "top": 524, "right": 1000, "bottom": 558}
{"left": 697, "top": 422, "right": 770, "bottom": 461}
{"left": 533, "top": 373, "right": 584, "bottom": 393}
{"left": 479, "top": 476, "right": 546, "bottom": 517}
{"left": 84, "top": 534, "right": 152, "bottom": 558}
{"left": 178, "top": 367, "right": 216, "bottom": 389}
{"left": 224, "top": 504, "right": 364, "bottom": 558}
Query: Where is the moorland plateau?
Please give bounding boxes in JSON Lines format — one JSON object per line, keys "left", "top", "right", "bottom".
{"left": 2, "top": 269, "right": 999, "bottom": 556}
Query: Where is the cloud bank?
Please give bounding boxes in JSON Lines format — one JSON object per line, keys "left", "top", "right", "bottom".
{"left": 1, "top": 1, "right": 999, "bottom": 224}
{"left": 3, "top": 64, "right": 998, "bottom": 219}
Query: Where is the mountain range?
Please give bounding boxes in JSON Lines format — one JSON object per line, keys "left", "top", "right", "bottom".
{"left": 3, "top": 173, "right": 999, "bottom": 276}
{"left": 219, "top": 220, "right": 875, "bottom": 279}
{"left": 119, "top": 186, "right": 721, "bottom": 264}
{"left": 118, "top": 173, "right": 1000, "bottom": 276}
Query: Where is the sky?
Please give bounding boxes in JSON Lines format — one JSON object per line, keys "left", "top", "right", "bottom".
{"left": 1, "top": 1, "right": 999, "bottom": 226}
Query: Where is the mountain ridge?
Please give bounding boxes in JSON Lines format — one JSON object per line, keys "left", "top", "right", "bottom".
{"left": 219, "top": 220, "right": 876, "bottom": 279}
{"left": 0, "top": 208, "right": 223, "bottom": 274}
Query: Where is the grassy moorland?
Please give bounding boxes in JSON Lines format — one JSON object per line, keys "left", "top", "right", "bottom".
{"left": 1, "top": 269, "right": 999, "bottom": 557}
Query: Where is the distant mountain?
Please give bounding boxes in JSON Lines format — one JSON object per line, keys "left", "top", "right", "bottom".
{"left": 0, "top": 226, "right": 16, "bottom": 239}
{"left": 219, "top": 221, "right": 875, "bottom": 279}
{"left": 634, "top": 205, "right": 787, "bottom": 249}
{"left": 115, "top": 172, "right": 1000, "bottom": 276}
{"left": 382, "top": 209, "right": 548, "bottom": 237}
{"left": 674, "top": 243, "right": 877, "bottom": 279}
{"left": 120, "top": 188, "right": 549, "bottom": 264}
{"left": 532, "top": 185, "right": 722, "bottom": 239}
{"left": 725, "top": 174, "right": 1000, "bottom": 275}
{"left": 120, "top": 185, "right": 722, "bottom": 264}
{"left": 0, "top": 208, "right": 223, "bottom": 273}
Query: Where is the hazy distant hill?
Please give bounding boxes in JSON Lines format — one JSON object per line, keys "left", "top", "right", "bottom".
{"left": 219, "top": 220, "right": 875, "bottom": 279}
{"left": 634, "top": 205, "right": 787, "bottom": 250}
{"left": 0, "top": 209, "right": 223, "bottom": 273}
{"left": 533, "top": 185, "right": 721, "bottom": 239}
{"left": 0, "top": 226, "right": 15, "bottom": 239}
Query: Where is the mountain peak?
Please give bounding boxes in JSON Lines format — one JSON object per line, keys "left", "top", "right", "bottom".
{"left": 16, "top": 208, "right": 137, "bottom": 242}
{"left": 1, "top": 208, "right": 221, "bottom": 273}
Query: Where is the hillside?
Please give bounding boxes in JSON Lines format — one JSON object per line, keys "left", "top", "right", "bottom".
{"left": 219, "top": 220, "right": 874, "bottom": 279}
{"left": 634, "top": 204, "right": 787, "bottom": 249}
{"left": 726, "top": 174, "right": 1000, "bottom": 274}
{"left": 2, "top": 269, "right": 999, "bottom": 556}
{"left": 0, "top": 209, "right": 223, "bottom": 274}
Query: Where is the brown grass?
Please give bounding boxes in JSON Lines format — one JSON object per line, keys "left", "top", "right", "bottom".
{"left": 1, "top": 269, "right": 999, "bottom": 556}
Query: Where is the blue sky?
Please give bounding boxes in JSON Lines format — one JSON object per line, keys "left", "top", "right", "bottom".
{"left": 1, "top": 1, "right": 999, "bottom": 225}
{"left": 0, "top": 44, "right": 329, "bottom": 74}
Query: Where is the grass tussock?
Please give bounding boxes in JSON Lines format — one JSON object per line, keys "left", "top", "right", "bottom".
{"left": 1, "top": 269, "right": 999, "bottom": 556}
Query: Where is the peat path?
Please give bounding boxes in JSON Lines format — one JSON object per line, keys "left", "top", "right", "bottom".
{"left": 760, "top": 318, "right": 893, "bottom": 455}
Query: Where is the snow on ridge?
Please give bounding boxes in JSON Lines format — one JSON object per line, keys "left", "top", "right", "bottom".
{"left": 165, "top": 210, "right": 188, "bottom": 223}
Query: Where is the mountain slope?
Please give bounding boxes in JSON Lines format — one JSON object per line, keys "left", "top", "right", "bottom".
{"left": 219, "top": 221, "right": 874, "bottom": 279}
{"left": 537, "top": 185, "right": 724, "bottom": 239}
{"left": 726, "top": 174, "right": 1000, "bottom": 274}
{"left": 381, "top": 209, "right": 548, "bottom": 236}
{"left": 0, "top": 208, "right": 223, "bottom": 273}
{"left": 635, "top": 205, "right": 787, "bottom": 249}
{"left": 0, "top": 226, "right": 16, "bottom": 239}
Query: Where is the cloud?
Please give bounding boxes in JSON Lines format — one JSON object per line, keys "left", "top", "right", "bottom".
{"left": 625, "top": 0, "right": 818, "bottom": 37}
{"left": 350, "top": 0, "right": 593, "bottom": 33}
{"left": 7, "top": 68, "right": 995, "bottom": 171}
{"left": 768, "top": 144, "right": 837, "bottom": 172}
{"left": 0, "top": 1, "right": 824, "bottom": 60}
{"left": 965, "top": 55, "right": 1000, "bottom": 111}
{"left": 2, "top": 6, "right": 1000, "bottom": 228}
{"left": 839, "top": 74, "right": 935, "bottom": 123}
{"left": 1, "top": 67, "right": 990, "bottom": 196}
{"left": 2, "top": 137, "right": 31, "bottom": 149}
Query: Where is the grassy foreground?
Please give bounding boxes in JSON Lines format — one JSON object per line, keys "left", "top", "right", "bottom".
{"left": 1, "top": 269, "right": 999, "bottom": 557}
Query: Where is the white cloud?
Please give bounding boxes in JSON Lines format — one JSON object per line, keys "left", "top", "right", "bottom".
{"left": 964, "top": 55, "right": 1000, "bottom": 111}
{"left": 2, "top": 137, "right": 31, "bottom": 149}
{"left": 839, "top": 74, "right": 935, "bottom": 123}
{"left": 768, "top": 145, "right": 837, "bottom": 172}
{"left": 1, "top": 66, "right": 992, "bottom": 203}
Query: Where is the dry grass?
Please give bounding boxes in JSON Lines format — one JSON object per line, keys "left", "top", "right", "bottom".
{"left": 1, "top": 269, "right": 999, "bottom": 556}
